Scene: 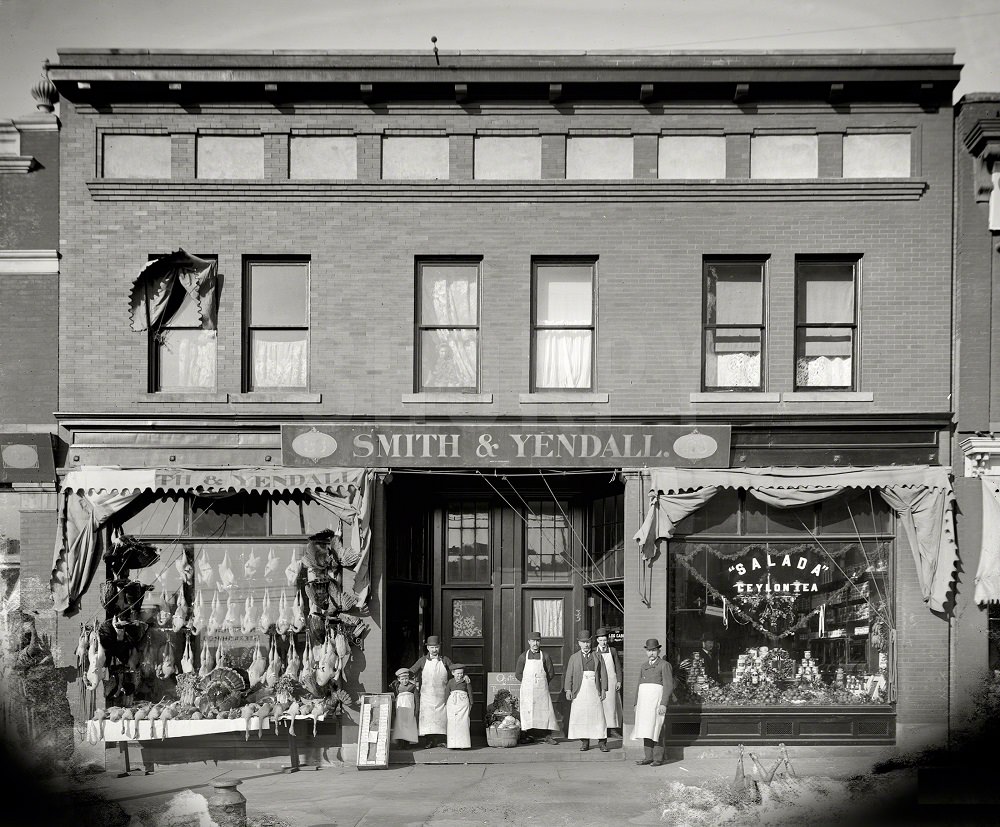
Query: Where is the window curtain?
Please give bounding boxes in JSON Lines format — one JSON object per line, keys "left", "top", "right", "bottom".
{"left": 796, "top": 355, "right": 851, "bottom": 388}
{"left": 532, "top": 598, "right": 564, "bottom": 637}
{"left": 160, "top": 330, "right": 217, "bottom": 389}
{"left": 974, "top": 478, "right": 1000, "bottom": 604}
{"left": 128, "top": 249, "right": 218, "bottom": 332}
{"left": 309, "top": 469, "right": 374, "bottom": 604}
{"left": 424, "top": 272, "right": 477, "bottom": 387}
{"left": 633, "top": 466, "right": 956, "bottom": 615}
{"left": 536, "top": 330, "right": 592, "bottom": 388}
{"left": 252, "top": 338, "right": 307, "bottom": 387}
{"left": 51, "top": 490, "right": 143, "bottom": 616}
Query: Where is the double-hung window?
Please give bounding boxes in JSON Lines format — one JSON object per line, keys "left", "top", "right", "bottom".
{"left": 153, "top": 286, "right": 218, "bottom": 392}
{"left": 416, "top": 259, "right": 481, "bottom": 391}
{"left": 244, "top": 259, "right": 310, "bottom": 391}
{"left": 703, "top": 259, "right": 767, "bottom": 390}
{"left": 532, "top": 259, "right": 596, "bottom": 390}
{"left": 794, "top": 258, "right": 859, "bottom": 390}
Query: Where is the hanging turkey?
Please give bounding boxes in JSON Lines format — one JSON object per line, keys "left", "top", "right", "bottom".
{"left": 264, "top": 547, "right": 280, "bottom": 580}
{"left": 283, "top": 632, "right": 301, "bottom": 680}
{"left": 180, "top": 637, "right": 195, "bottom": 674}
{"left": 223, "top": 594, "right": 240, "bottom": 634}
{"left": 244, "top": 547, "right": 261, "bottom": 580}
{"left": 248, "top": 638, "right": 267, "bottom": 687}
{"left": 217, "top": 550, "right": 236, "bottom": 591}
{"left": 240, "top": 595, "right": 256, "bottom": 635}
{"left": 257, "top": 587, "right": 274, "bottom": 635}
{"left": 275, "top": 589, "right": 291, "bottom": 634}
{"left": 207, "top": 592, "right": 224, "bottom": 635}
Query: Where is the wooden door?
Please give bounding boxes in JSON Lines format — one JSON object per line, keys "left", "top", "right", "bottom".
{"left": 441, "top": 589, "right": 492, "bottom": 730}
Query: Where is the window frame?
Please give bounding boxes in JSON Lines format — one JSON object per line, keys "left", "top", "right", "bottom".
{"left": 793, "top": 256, "right": 860, "bottom": 392}
{"left": 701, "top": 256, "right": 768, "bottom": 392}
{"left": 530, "top": 256, "right": 598, "bottom": 392}
{"left": 146, "top": 253, "right": 218, "bottom": 394}
{"left": 414, "top": 257, "right": 483, "bottom": 393}
{"left": 242, "top": 256, "right": 311, "bottom": 393}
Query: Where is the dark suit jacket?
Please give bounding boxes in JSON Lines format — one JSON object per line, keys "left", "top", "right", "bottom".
{"left": 564, "top": 650, "right": 608, "bottom": 699}
{"left": 595, "top": 645, "right": 622, "bottom": 685}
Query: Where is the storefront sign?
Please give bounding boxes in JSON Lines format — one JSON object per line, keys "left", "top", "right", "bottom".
{"left": 0, "top": 433, "right": 55, "bottom": 484}
{"left": 727, "top": 546, "right": 830, "bottom": 595}
{"left": 282, "top": 424, "right": 731, "bottom": 468}
{"left": 486, "top": 672, "right": 521, "bottom": 705}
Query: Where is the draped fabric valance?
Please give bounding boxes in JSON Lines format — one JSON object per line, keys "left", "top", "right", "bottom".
{"left": 974, "top": 477, "right": 1000, "bottom": 604}
{"left": 633, "top": 465, "right": 956, "bottom": 614}
{"left": 51, "top": 466, "right": 373, "bottom": 617}
{"left": 128, "top": 249, "right": 218, "bottom": 332}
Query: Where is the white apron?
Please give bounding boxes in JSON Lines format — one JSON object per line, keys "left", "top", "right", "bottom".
{"left": 446, "top": 690, "right": 471, "bottom": 749}
{"left": 392, "top": 690, "right": 419, "bottom": 743}
{"left": 567, "top": 671, "right": 607, "bottom": 740}
{"left": 418, "top": 659, "right": 448, "bottom": 735}
{"left": 631, "top": 682, "right": 666, "bottom": 741}
{"left": 598, "top": 649, "right": 622, "bottom": 729}
{"left": 519, "top": 654, "right": 558, "bottom": 731}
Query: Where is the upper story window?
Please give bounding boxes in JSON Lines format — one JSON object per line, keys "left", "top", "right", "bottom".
{"left": 795, "top": 258, "right": 859, "bottom": 390}
{"left": 532, "top": 258, "right": 596, "bottom": 390}
{"left": 416, "top": 259, "right": 481, "bottom": 391}
{"left": 474, "top": 136, "right": 542, "bottom": 180}
{"left": 565, "top": 137, "right": 633, "bottom": 179}
{"left": 244, "top": 259, "right": 310, "bottom": 391}
{"left": 289, "top": 136, "right": 357, "bottom": 179}
{"left": 103, "top": 134, "right": 171, "bottom": 179}
{"left": 196, "top": 135, "right": 264, "bottom": 179}
{"left": 382, "top": 136, "right": 449, "bottom": 180}
{"left": 750, "top": 135, "right": 818, "bottom": 179}
{"left": 658, "top": 135, "right": 727, "bottom": 179}
{"left": 842, "top": 134, "right": 910, "bottom": 178}
{"left": 153, "top": 286, "right": 218, "bottom": 392}
{"left": 703, "top": 259, "right": 767, "bottom": 391}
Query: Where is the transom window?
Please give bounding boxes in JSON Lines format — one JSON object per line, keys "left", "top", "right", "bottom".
{"left": 795, "top": 259, "right": 859, "bottom": 390}
{"left": 244, "top": 259, "right": 310, "bottom": 391}
{"left": 416, "top": 259, "right": 481, "bottom": 392}
{"left": 445, "top": 501, "right": 491, "bottom": 584}
{"left": 525, "top": 500, "right": 573, "bottom": 582}
{"left": 532, "top": 259, "right": 596, "bottom": 390}
{"left": 703, "top": 259, "right": 767, "bottom": 391}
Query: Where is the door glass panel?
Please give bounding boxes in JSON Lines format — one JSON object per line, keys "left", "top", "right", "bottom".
{"left": 532, "top": 598, "right": 564, "bottom": 637}
{"left": 452, "top": 598, "right": 484, "bottom": 638}
{"left": 525, "top": 500, "right": 572, "bottom": 582}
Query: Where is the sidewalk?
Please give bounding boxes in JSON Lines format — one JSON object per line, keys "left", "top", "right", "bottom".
{"left": 55, "top": 746, "right": 894, "bottom": 827}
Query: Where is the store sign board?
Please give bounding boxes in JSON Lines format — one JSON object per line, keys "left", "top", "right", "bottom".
{"left": 726, "top": 546, "right": 830, "bottom": 596}
{"left": 0, "top": 433, "right": 55, "bottom": 484}
{"left": 486, "top": 672, "right": 521, "bottom": 706}
{"left": 282, "top": 424, "right": 731, "bottom": 468}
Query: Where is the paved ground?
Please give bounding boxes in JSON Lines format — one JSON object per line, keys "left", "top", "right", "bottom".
{"left": 51, "top": 746, "right": 903, "bottom": 827}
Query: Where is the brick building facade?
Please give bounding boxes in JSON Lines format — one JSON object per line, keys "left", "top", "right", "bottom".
{"left": 44, "top": 50, "right": 962, "bottom": 760}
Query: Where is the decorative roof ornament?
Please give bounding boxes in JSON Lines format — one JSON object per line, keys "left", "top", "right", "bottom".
{"left": 31, "top": 60, "right": 59, "bottom": 113}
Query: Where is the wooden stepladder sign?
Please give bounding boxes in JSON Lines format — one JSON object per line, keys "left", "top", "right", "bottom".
{"left": 356, "top": 693, "right": 393, "bottom": 769}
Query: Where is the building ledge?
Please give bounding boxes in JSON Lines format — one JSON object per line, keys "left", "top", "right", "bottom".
{"left": 0, "top": 250, "right": 59, "bottom": 275}
{"left": 690, "top": 392, "right": 781, "bottom": 403}
{"left": 86, "top": 179, "right": 929, "bottom": 203}
{"left": 142, "top": 392, "right": 230, "bottom": 403}
{"left": 781, "top": 391, "right": 874, "bottom": 402}
{"left": 519, "top": 392, "right": 609, "bottom": 404}
{"left": 0, "top": 156, "right": 36, "bottom": 174}
{"left": 229, "top": 392, "right": 322, "bottom": 404}
{"left": 401, "top": 393, "right": 493, "bottom": 404}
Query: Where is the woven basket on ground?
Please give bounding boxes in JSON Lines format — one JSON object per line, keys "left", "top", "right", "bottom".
{"left": 486, "top": 724, "right": 520, "bottom": 748}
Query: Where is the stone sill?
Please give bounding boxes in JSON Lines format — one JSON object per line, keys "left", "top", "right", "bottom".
{"left": 86, "top": 179, "right": 928, "bottom": 202}
{"left": 690, "top": 392, "right": 780, "bottom": 403}
{"left": 401, "top": 393, "right": 493, "bottom": 404}
{"left": 142, "top": 392, "right": 230, "bottom": 403}
{"left": 519, "top": 392, "right": 609, "bottom": 404}
{"left": 230, "top": 392, "right": 322, "bottom": 404}
{"left": 781, "top": 391, "right": 874, "bottom": 402}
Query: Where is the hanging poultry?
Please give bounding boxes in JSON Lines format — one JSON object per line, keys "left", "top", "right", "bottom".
{"left": 283, "top": 632, "right": 301, "bottom": 680}
{"left": 218, "top": 550, "right": 236, "bottom": 591}
{"left": 291, "top": 588, "right": 306, "bottom": 633}
{"left": 75, "top": 626, "right": 88, "bottom": 676}
{"left": 199, "top": 638, "right": 215, "bottom": 679}
{"left": 247, "top": 638, "right": 267, "bottom": 687}
{"left": 85, "top": 629, "right": 105, "bottom": 691}
{"left": 190, "top": 591, "right": 205, "bottom": 635}
{"left": 257, "top": 587, "right": 273, "bottom": 635}
{"left": 197, "top": 552, "right": 214, "bottom": 587}
{"left": 180, "top": 637, "right": 195, "bottom": 674}
{"left": 264, "top": 547, "right": 280, "bottom": 580}
{"left": 240, "top": 595, "right": 256, "bottom": 635}
{"left": 315, "top": 632, "right": 335, "bottom": 688}
{"left": 223, "top": 594, "right": 240, "bottom": 634}
{"left": 333, "top": 628, "right": 351, "bottom": 683}
{"left": 275, "top": 589, "right": 291, "bottom": 634}
{"left": 299, "top": 637, "right": 319, "bottom": 696}
{"left": 263, "top": 637, "right": 281, "bottom": 689}
{"left": 285, "top": 548, "right": 301, "bottom": 586}
{"left": 244, "top": 547, "right": 261, "bottom": 580}
{"left": 206, "top": 592, "right": 223, "bottom": 635}
{"left": 157, "top": 641, "right": 176, "bottom": 680}
{"left": 172, "top": 588, "right": 189, "bottom": 632}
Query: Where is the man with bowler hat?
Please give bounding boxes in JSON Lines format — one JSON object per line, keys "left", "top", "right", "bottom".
{"left": 632, "top": 638, "right": 674, "bottom": 766}
{"left": 409, "top": 635, "right": 454, "bottom": 748}
{"left": 595, "top": 627, "right": 623, "bottom": 738}
{"left": 515, "top": 631, "right": 559, "bottom": 744}
{"left": 564, "top": 629, "right": 608, "bottom": 751}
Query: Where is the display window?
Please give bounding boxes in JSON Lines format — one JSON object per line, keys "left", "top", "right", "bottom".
{"left": 668, "top": 489, "right": 894, "bottom": 707}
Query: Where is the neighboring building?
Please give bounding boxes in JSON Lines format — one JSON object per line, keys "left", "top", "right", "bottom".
{"left": 952, "top": 92, "right": 1000, "bottom": 734}
{"left": 0, "top": 75, "right": 60, "bottom": 622}
{"left": 46, "top": 49, "right": 960, "bottom": 760}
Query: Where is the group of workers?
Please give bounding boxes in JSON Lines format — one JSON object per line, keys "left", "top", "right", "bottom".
{"left": 390, "top": 626, "right": 674, "bottom": 766}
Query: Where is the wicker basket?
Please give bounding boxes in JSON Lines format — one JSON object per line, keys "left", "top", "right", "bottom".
{"left": 486, "top": 724, "right": 520, "bottom": 748}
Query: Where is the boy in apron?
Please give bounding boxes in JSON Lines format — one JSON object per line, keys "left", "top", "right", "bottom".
{"left": 409, "top": 635, "right": 454, "bottom": 748}
{"left": 390, "top": 667, "right": 419, "bottom": 749}
{"left": 514, "top": 631, "right": 559, "bottom": 744}
{"left": 595, "top": 627, "right": 623, "bottom": 739}
{"left": 631, "top": 638, "right": 674, "bottom": 766}
{"left": 564, "top": 629, "right": 608, "bottom": 752}
{"left": 445, "top": 664, "right": 472, "bottom": 749}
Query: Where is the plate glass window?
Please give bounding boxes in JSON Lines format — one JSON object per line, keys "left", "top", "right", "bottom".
{"left": 245, "top": 260, "right": 309, "bottom": 390}
{"left": 532, "top": 261, "right": 595, "bottom": 390}
{"left": 795, "top": 260, "right": 858, "bottom": 390}
{"left": 417, "top": 261, "right": 480, "bottom": 391}
{"left": 703, "top": 260, "right": 766, "bottom": 390}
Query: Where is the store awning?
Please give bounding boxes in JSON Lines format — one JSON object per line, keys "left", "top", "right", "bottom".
{"left": 633, "top": 465, "right": 956, "bottom": 614}
{"left": 51, "top": 466, "right": 373, "bottom": 617}
{"left": 128, "top": 249, "right": 218, "bottom": 332}
{"left": 975, "top": 477, "right": 1000, "bottom": 604}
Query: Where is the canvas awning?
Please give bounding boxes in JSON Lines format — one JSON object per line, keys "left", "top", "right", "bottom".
{"left": 633, "top": 465, "right": 956, "bottom": 614}
{"left": 128, "top": 249, "right": 218, "bottom": 332}
{"left": 974, "top": 476, "right": 1000, "bottom": 604}
{"left": 51, "top": 466, "right": 373, "bottom": 617}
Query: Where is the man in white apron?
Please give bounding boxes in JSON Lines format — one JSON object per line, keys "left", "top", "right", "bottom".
{"left": 595, "top": 627, "right": 623, "bottom": 738}
{"left": 564, "top": 629, "right": 608, "bottom": 752}
{"left": 409, "top": 635, "right": 454, "bottom": 748}
{"left": 514, "top": 631, "right": 559, "bottom": 744}
{"left": 631, "top": 638, "right": 674, "bottom": 766}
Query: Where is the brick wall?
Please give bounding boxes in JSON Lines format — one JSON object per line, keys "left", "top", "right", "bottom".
{"left": 0, "top": 127, "right": 59, "bottom": 251}
{"left": 0, "top": 272, "right": 58, "bottom": 425}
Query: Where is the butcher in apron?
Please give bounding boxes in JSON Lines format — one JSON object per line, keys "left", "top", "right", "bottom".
{"left": 631, "top": 638, "right": 674, "bottom": 766}
{"left": 409, "top": 635, "right": 454, "bottom": 748}
{"left": 515, "top": 631, "right": 559, "bottom": 744}
{"left": 445, "top": 664, "right": 472, "bottom": 749}
{"left": 390, "top": 667, "right": 419, "bottom": 748}
{"left": 564, "top": 629, "right": 608, "bottom": 752}
{"left": 595, "top": 627, "right": 623, "bottom": 738}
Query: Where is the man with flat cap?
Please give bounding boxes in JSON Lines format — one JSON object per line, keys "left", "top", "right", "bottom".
{"left": 595, "top": 627, "right": 623, "bottom": 738}
{"left": 632, "top": 638, "right": 674, "bottom": 766}
{"left": 409, "top": 635, "right": 454, "bottom": 748}
{"left": 564, "top": 629, "right": 609, "bottom": 751}
{"left": 515, "top": 631, "right": 559, "bottom": 744}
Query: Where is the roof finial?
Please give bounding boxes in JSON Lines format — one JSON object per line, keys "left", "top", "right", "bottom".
{"left": 431, "top": 36, "right": 439, "bottom": 66}
{"left": 31, "top": 59, "right": 58, "bottom": 113}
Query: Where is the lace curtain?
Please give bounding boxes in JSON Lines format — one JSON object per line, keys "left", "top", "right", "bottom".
{"left": 252, "top": 338, "right": 308, "bottom": 388}
{"left": 796, "top": 355, "right": 852, "bottom": 387}
{"left": 160, "top": 330, "right": 217, "bottom": 389}
{"left": 421, "top": 267, "right": 478, "bottom": 387}
{"left": 532, "top": 598, "right": 564, "bottom": 638}
{"left": 535, "top": 330, "right": 592, "bottom": 388}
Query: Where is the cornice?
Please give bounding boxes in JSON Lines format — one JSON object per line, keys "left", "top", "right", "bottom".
{"left": 0, "top": 250, "right": 59, "bottom": 274}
